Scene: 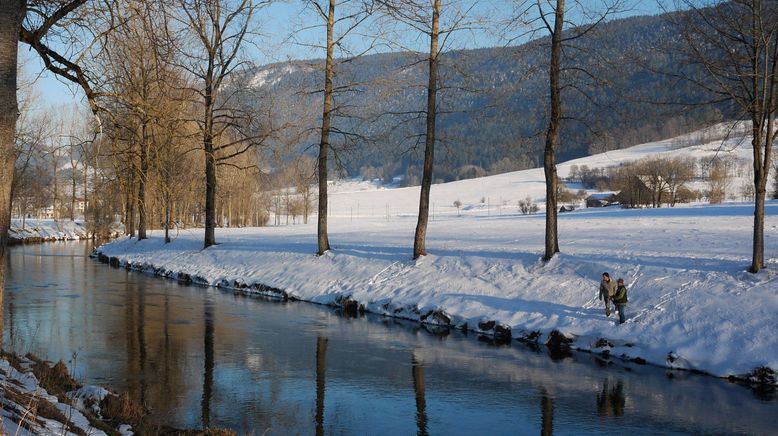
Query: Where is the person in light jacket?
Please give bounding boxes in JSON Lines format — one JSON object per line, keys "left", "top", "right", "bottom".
{"left": 599, "top": 272, "right": 617, "bottom": 317}
{"left": 612, "top": 278, "right": 629, "bottom": 324}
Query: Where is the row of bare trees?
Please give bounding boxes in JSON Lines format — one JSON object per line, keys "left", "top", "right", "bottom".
{"left": 607, "top": 156, "right": 746, "bottom": 207}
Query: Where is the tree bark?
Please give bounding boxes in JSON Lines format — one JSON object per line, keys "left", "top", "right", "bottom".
{"left": 749, "top": 4, "right": 777, "bottom": 273}
{"left": 137, "top": 122, "right": 148, "bottom": 240}
{"left": 164, "top": 192, "right": 171, "bottom": 243}
{"left": 127, "top": 170, "right": 136, "bottom": 237}
{"left": 70, "top": 157, "right": 76, "bottom": 221}
{"left": 317, "top": 0, "right": 336, "bottom": 256}
{"left": 0, "top": 0, "right": 25, "bottom": 349}
{"left": 413, "top": 0, "right": 440, "bottom": 260}
{"left": 542, "top": 0, "right": 564, "bottom": 262}
{"left": 53, "top": 148, "right": 59, "bottom": 221}
{"left": 204, "top": 69, "right": 216, "bottom": 248}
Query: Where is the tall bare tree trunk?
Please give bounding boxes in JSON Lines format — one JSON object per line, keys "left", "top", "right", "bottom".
{"left": 164, "top": 192, "right": 171, "bottom": 243}
{"left": 137, "top": 122, "right": 148, "bottom": 240}
{"left": 0, "top": 0, "right": 25, "bottom": 349}
{"left": 70, "top": 169, "right": 76, "bottom": 221}
{"left": 542, "top": 0, "right": 564, "bottom": 261}
{"left": 92, "top": 151, "right": 99, "bottom": 239}
{"left": 317, "top": 0, "right": 336, "bottom": 255}
{"left": 413, "top": 0, "right": 440, "bottom": 260}
{"left": 53, "top": 149, "right": 59, "bottom": 221}
{"left": 749, "top": 7, "right": 777, "bottom": 272}
{"left": 204, "top": 73, "right": 216, "bottom": 248}
{"left": 127, "top": 170, "right": 136, "bottom": 237}
{"left": 82, "top": 159, "right": 88, "bottom": 223}
{"left": 751, "top": 110, "right": 774, "bottom": 272}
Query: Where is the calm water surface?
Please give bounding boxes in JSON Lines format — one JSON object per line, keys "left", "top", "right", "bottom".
{"left": 3, "top": 241, "right": 776, "bottom": 435}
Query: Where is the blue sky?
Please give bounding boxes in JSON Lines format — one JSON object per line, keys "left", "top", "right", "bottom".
{"left": 22, "top": 1, "right": 669, "bottom": 109}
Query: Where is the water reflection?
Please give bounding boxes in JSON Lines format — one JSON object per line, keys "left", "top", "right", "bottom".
{"left": 202, "top": 297, "right": 214, "bottom": 429}
{"left": 315, "top": 336, "right": 327, "bottom": 436}
{"left": 3, "top": 242, "right": 777, "bottom": 434}
{"left": 540, "top": 388, "right": 554, "bottom": 436}
{"left": 412, "top": 353, "right": 428, "bottom": 436}
{"left": 597, "top": 379, "right": 625, "bottom": 417}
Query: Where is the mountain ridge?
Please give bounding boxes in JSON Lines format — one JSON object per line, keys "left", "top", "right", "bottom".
{"left": 238, "top": 8, "right": 721, "bottom": 184}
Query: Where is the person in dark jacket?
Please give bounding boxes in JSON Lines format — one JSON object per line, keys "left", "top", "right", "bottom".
{"left": 612, "top": 278, "right": 628, "bottom": 324}
{"left": 599, "top": 272, "right": 617, "bottom": 316}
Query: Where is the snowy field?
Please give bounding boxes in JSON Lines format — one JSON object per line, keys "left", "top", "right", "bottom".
{"left": 96, "top": 124, "right": 778, "bottom": 381}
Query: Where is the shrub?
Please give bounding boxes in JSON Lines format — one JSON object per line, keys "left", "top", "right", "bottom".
{"left": 518, "top": 196, "right": 538, "bottom": 215}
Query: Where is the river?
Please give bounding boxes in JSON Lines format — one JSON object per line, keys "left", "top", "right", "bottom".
{"left": 3, "top": 241, "right": 776, "bottom": 435}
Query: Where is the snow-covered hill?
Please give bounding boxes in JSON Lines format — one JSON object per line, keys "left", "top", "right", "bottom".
{"left": 327, "top": 121, "right": 766, "bottom": 219}
{"left": 96, "top": 124, "right": 778, "bottom": 383}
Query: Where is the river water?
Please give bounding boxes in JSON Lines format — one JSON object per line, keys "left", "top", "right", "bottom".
{"left": 3, "top": 241, "right": 776, "bottom": 435}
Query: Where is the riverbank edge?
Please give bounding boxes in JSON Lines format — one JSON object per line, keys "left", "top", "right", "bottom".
{"left": 0, "top": 350, "right": 237, "bottom": 435}
{"left": 91, "top": 249, "right": 777, "bottom": 392}
{"left": 8, "top": 220, "right": 89, "bottom": 246}
{"left": 8, "top": 235, "right": 86, "bottom": 246}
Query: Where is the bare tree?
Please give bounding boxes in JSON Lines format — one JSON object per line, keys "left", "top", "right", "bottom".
{"left": 412, "top": 0, "right": 440, "bottom": 259}
{"left": 538, "top": 0, "right": 564, "bottom": 260}
{"left": 300, "top": 0, "right": 377, "bottom": 254}
{"left": 293, "top": 154, "right": 317, "bottom": 225}
{"left": 95, "top": 1, "right": 184, "bottom": 240}
{"left": 636, "top": 158, "right": 670, "bottom": 208}
{"left": 171, "top": 0, "right": 269, "bottom": 248}
{"left": 675, "top": 0, "right": 777, "bottom": 272}
{"left": 64, "top": 113, "right": 91, "bottom": 221}
{"left": 375, "top": 0, "right": 485, "bottom": 258}
{"left": 313, "top": 0, "right": 336, "bottom": 253}
{"left": 661, "top": 157, "right": 695, "bottom": 206}
{"left": 12, "top": 77, "right": 54, "bottom": 229}
{"left": 705, "top": 158, "right": 730, "bottom": 204}
{"left": 376, "top": 0, "right": 442, "bottom": 259}
{"left": 510, "top": 0, "right": 622, "bottom": 261}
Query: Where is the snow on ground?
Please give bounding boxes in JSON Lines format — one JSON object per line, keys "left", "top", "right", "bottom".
{"left": 96, "top": 124, "right": 778, "bottom": 381}
{"left": 0, "top": 358, "right": 111, "bottom": 435}
{"left": 9, "top": 219, "right": 87, "bottom": 243}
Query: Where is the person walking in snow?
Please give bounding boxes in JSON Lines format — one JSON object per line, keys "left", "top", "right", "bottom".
{"left": 599, "top": 272, "right": 617, "bottom": 317}
{"left": 612, "top": 278, "right": 629, "bottom": 324}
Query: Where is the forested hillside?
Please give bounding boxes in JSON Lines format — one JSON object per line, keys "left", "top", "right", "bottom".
{"left": 241, "top": 11, "right": 720, "bottom": 184}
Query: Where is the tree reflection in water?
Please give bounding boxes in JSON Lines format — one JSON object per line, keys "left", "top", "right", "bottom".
{"left": 412, "top": 353, "right": 428, "bottom": 436}
{"left": 597, "top": 379, "right": 625, "bottom": 417}
{"left": 540, "top": 388, "right": 554, "bottom": 436}
{"left": 316, "top": 336, "right": 328, "bottom": 436}
{"left": 202, "top": 297, "right": 214, "bottom": 429}
{"left": 4, "top": 242, "right": 776, "bottom": 435}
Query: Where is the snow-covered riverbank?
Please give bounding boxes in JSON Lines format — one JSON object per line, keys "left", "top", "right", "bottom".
{"left": 9, "top": 220, "right": 88, "bottom": 244}
{"left": 94, "top": 127, "right": 778, "bottom": 384}
{"left": 0, "top": 353, "right": 129, "bottom": 435}
{"left": 94, "top": 198, "right": 777, "bottom": 384}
